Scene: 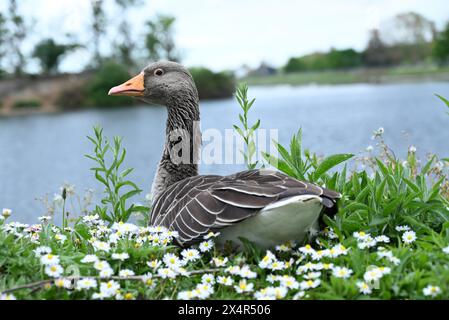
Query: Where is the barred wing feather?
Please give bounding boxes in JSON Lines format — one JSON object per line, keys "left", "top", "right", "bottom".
{"left": 150, "top": 169, "right": 340, "bottom": 246}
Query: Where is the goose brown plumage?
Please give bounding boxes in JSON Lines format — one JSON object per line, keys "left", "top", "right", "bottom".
{"left": 108, "top": 61, "right": 340, "bottom": 249}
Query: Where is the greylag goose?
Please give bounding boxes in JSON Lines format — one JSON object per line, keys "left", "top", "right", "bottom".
{"left": 108, "top": 61, "right": 340, "bottom": 249}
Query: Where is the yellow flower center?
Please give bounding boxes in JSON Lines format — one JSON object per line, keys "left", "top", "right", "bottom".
{"left": 124, "top": 293, "right": 133, "bottom": 300}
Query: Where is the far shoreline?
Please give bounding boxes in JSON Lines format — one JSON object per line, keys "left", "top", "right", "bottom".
{"left": 1, "top": 67, "right": 449, "bottom": 119}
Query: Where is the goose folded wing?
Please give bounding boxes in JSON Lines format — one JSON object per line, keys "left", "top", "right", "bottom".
{"left": 150, "top": 170, "right": 341, "bottom": 246}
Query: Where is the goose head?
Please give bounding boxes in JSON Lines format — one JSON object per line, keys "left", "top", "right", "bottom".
{"left": 108, "top": 61, "right": 199, "bottom": 106}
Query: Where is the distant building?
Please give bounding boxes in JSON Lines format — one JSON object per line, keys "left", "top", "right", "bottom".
{"left": 247, "top": 62, "right": 278, "bottom": 77}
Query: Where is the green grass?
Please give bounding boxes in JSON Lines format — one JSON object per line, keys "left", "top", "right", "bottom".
{"left": 1, "top": 90, "right": 449, "bottom": 300}
{"left": 243, "top": 66, "right": 449, "bottom": 86}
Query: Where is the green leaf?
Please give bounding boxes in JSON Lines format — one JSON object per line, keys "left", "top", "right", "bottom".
{"left": 313, "top": 154, "right": 354, "bottom": 182}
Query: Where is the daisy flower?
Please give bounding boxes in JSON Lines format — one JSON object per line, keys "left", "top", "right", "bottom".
{"left": 99, "top": 267, "right": 114, "bottom": 278}
{"left": 211, "top": 257, "right": 228, "bottom": 267}
{"left": 54, "top": 278, "right": 72, "bottom": 289}
{"left": 356, "top": 281, "right": 372, "bottom": 295}
{"left": 54, "top": 234, "right": 67, "bottom": 244}
{"left": 199, "top": 240, "right": 214, "bottom": 252}
{"left": 147, "top": 259, "right": 161, "bottom": 270}
{"left": 38, "top": 216, "right": 52, "bottom": 223}
{"left": 292, "top": 291, "right": 306, "bottom": 300}
{"left": 402, "top": 230, "right": 417, "bottom": 244}
{"left": 375, "top": 235, "right": 390, "bottom": 243}
{"left": 353, "top": 231, "right": 370, "bottom": 241}
{"left": 203, "top": 231, "right": 220, "bottom": 239}
{"left": 181, "top": 248, "right": 200, "bottom": 262}
{"left": 332, "top": 266, "right": 353, "bottom": 279}
{"left": 76, "top": 278, "right": 97, "bottom": 290}
{"left": 311, "top": 249, "right": 329, "bottom": 261}
{"left": 225, "top": 265, "right": 241, "bottom": 275}
{"left": 298, "top": 244, "right": 315, "bottom": 255}
{"left": 112, "top": 253, "right": 129, "bottom": 261}
{"left": 45, "top": 264, "right": 64, "bottom": 278}
{"left": 0, "top": 293, "right": 16, "bottom": 300}
{"left": 395, "top": 225, "right": 410, "bottom": 232}
{"left": 259, "top": 251, "right": 276, "bottom": 269}
{"left": 279, "top": 276, "right": 299, "bottom": 289}
{"left": 442, "top": 246, "right": 449, "bottom": 254}
{"left": 92, "top": 292, "right": 109, "bottom": 300}
{"left": 1, "top": 208, "right": 12, "bottom": 218}
{"left": 363, "top": 268, "right": 383, "bottom": 282}
{"left": 194, "top": 283, "right": 214, "bottom": 299}
{"left": 100, "top": 280, "right": 120, "bottom": 297}
{"left": 119, "top": 269, "right": 135, "bottom": 277}
{"left": 92, "top": 240, "right": 111, "bottom": 252}
{"left": 268, "top": 260, "right": 286, "bottom": 271}
{"left": 142, "top": 273, "right": 155, "bottom": 287}
{"left": 93, "top": 260, "right": 111, "bottom": 271}
{"left": 40, "top": 254, "right": 60, "bottom": 266}
{"left": 34, "top": 246, "right": 52, "bottom": 257}
{"left": 177, "top": 290, "right": 196, "bottom": 300}
{"left": 201, "top": 273, "right": 215, "bottom": 285}
{"left": 158, "top": 267, "right": 177, "bottom": 279}
{"left": 163, "top": 253, "right": 184, "bottom": 269}
{"left": 423, "top": 285, "right": 441, "bottom": 297}
{"left": 303, "top": 271, "right": 321, "bottom": 280}
{"left": 239, "top": 265, "right": 258, "bottom": 279}
{"left": 217, "top": 276, "right": 234, "bottom": 286}
{"left": 234, "top": 279, "right": 254, "bottom": 293}
{"left": 299, "top": 279, "right": 321, "bottom": 290}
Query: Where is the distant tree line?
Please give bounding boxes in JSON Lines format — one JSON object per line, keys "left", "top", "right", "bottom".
{"left": 0, "top": 0, "right": 235, "bottom": 103}
{"left": 285, "top": 12, "right": 449, "bottom": 73}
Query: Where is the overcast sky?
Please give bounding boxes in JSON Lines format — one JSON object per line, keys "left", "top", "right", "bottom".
{"left": 2, "top": 0, "right": 449, "bottom": 72}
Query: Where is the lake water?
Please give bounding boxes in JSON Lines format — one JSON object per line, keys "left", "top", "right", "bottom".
{"left": 1, "top": 82, "right": 449, "bottom": 223}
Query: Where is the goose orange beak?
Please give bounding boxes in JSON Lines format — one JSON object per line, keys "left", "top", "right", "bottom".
{"left": 108, "top": 72, "right": 145, "bottom": 97}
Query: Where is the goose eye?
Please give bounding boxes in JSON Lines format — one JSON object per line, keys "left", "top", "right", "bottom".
{"left": 154, "top": 68, "right": 164, "bottom": 76}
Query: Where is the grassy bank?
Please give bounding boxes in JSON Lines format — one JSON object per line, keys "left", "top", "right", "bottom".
{"left": 243, "top": 66, "right": 449, "bottom": 86}
{"left": 1, "top": 89, "right": 449, "bottom": 300}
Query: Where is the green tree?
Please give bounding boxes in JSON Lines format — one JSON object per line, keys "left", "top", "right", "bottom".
{"left": 363, "top": 29, "right": 392, "bottom": 67}
{"left": 90, "top": 0, "right": 107, "bottom": 67}
{"left": 145, "top": 15, "right": 179, "bottom": 62}
{"left": 8, "top": 0, "right": 28, "bottom": 75}
{"left": 0, "top": 13, "right": 7, "bottom": 75}
{"left": 32, "top": 39, "right": 80, "bottom": 74}
{"left": 189, "top": 67, "right": 235, "bottom": 100}
{"left": 113, "top": 0, "right": 141, "bottom": 68}
{"left": 433, "top": 22, "right": 449, "bottom": 65}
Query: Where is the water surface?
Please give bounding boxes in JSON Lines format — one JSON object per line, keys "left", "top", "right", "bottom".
{"left": 1, "top": 82, "right": 448, "bottom": 223}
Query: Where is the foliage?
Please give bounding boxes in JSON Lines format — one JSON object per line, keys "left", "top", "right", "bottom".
{"left": 86, "top": 62, "right": 135, "bottom": 107}
{"left": 55, "top": 83, "right": 88, "bottom": 110}
{"left": 145, "top": 15, "right": 179, "bottom": 62}
{"left": 13, "top": 99, "right": 42, "bottom": 109}
{"left": 262, "top": 128, "right": 353, "bottom": 184}
{"left": 0, "top": 13, "right": 7, "bottom": 70}
{"left": 112, "top": 0, "right": 142, "bottom": 68}
{"left": 189, "top": 67, "right": 235, "bottom": 100}
{"left": 90, "top": 0, "right": 107, "bottom": 68}
{"left": 433, "top": 22, "right": 449, "bottom": 65}
{"left": 233, "top": 83, "right": 260, "bottom": 169}
{"left": 285, "top": 49, "right": 362, "bottom": 73}
{"left": 32, "top": 39, "right": 80, "bottom": 74}
{"left": 85, "top": 126, "right": 148, "bottom": 224}
{"left": 6, "top": 0, "right": 28, "bottom": 76}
